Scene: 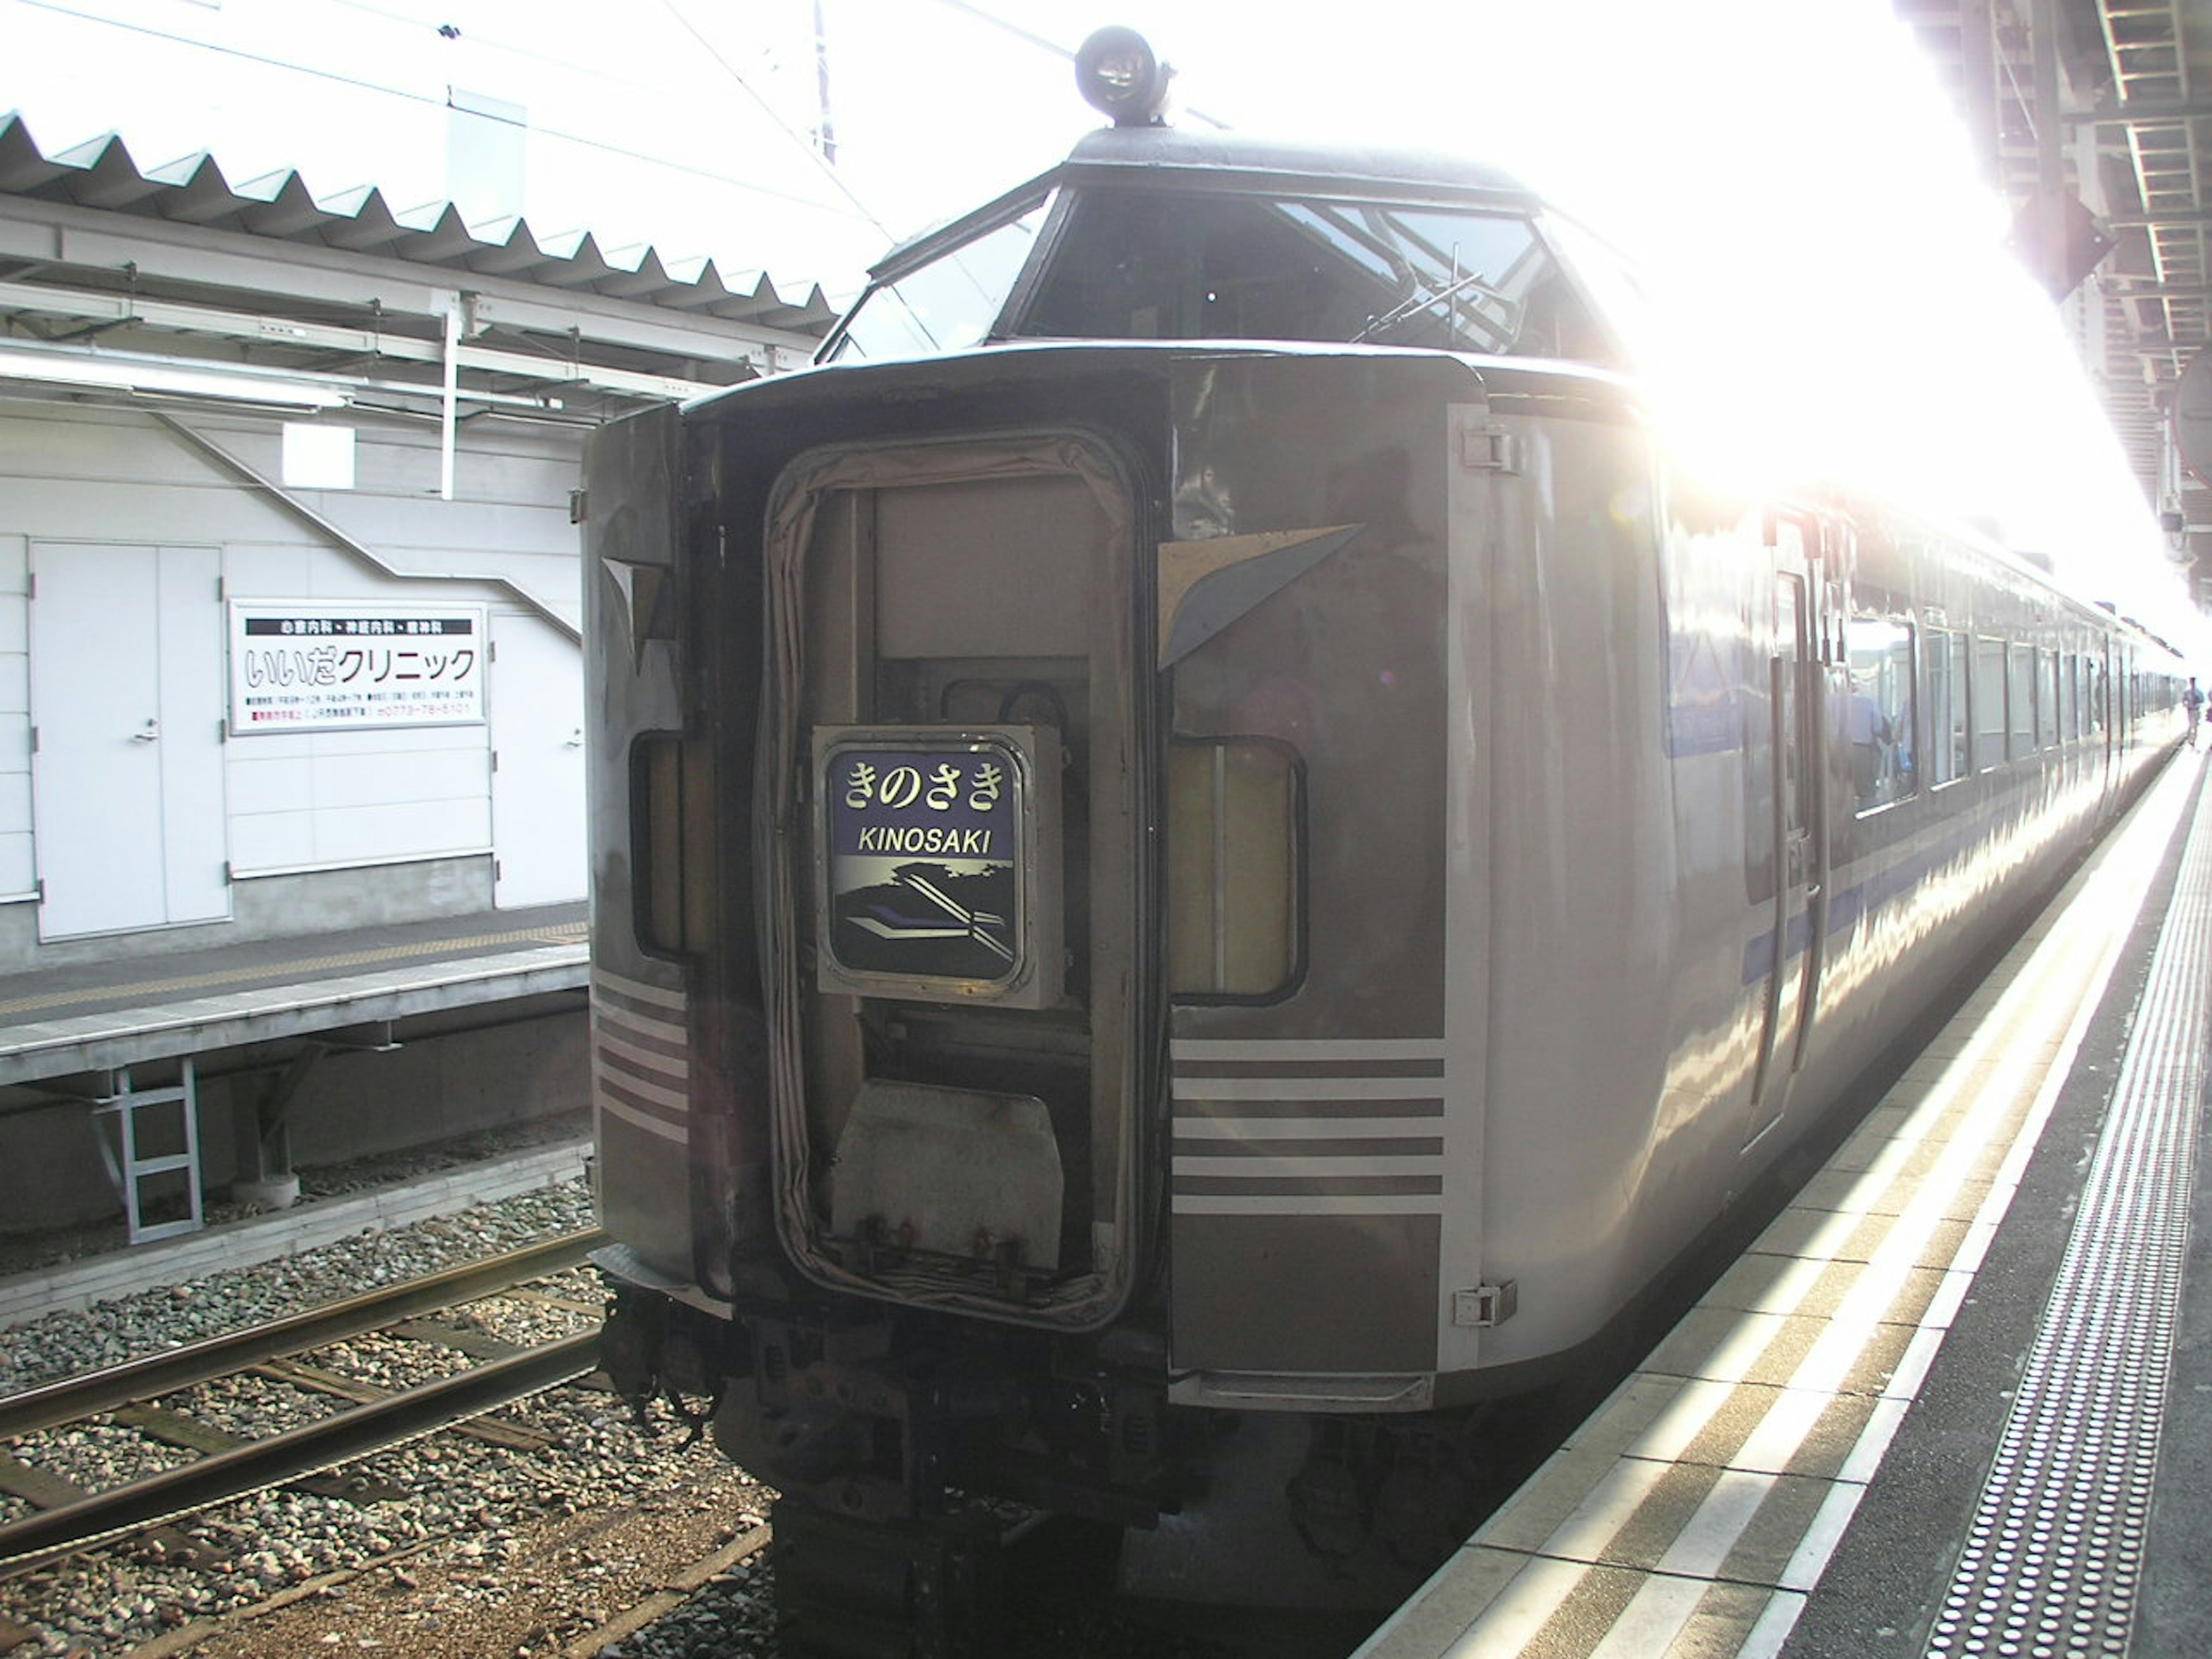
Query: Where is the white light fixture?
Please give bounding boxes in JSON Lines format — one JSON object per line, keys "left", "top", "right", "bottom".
{"left": 0, "top": 342, "right": 349, "bottom": 409}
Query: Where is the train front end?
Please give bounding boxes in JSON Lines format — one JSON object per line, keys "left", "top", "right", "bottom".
{"left": 582, "top": 43, "right": 1646, "bottom": 1646}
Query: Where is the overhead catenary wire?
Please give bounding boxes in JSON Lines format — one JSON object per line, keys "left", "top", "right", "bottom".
{"left": 12, "top": 0, "right": 881, "bottom": 226}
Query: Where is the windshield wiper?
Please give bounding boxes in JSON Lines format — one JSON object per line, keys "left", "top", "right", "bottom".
{"left": 1351, "top": 269, "right": 1514, "bottom": 344}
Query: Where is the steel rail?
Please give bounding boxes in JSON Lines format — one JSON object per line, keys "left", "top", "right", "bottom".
{"left": 0, "top": 1229, "right": 605, "bottom": 1441}
{"left": 0, "top": 1330, "right": 600, "bottom": 1574}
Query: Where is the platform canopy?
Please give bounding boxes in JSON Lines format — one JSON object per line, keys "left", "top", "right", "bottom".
{"left": 0, "top": 113, "right": 842, "bottom": 422}
{"left": 1896, "top": 0, "right": 2212, "bottom": 588}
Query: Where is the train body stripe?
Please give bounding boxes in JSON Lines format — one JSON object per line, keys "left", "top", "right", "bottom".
{"left": 594, "top": 1090, "right": 687, "bottom": 1146}
{"left": 592, "top": 1001, "right": 687, "bottom": 1048}
{"left": 1173, "top": 1075, "right": 1449, "bottom": 1101}
{"left": 1174, "top": 1097, "right": 1444, "bottom": 1121}
{"left": 1175, "top": 1120, "right": 1445, "bottom": 1143}
{"left": 1174, "top": 1141, "right": 1444, "bottom": 1161}
{"left": 1173, "top": 1156, "right": 1444, "bottom": 1179}
{"left": 592, "top": 967, "right": 688, "bottom": 1012}
{"left": 1172, "top": 1194, "right": 1445, "bottom": 1216}
{"left": 1171, "top": 1041, "right": 1453, "bottom": 1218}
{"left": 1171, "top": 1038, "right": 1446, "bottom": 1063}
{"left": 1172, "top": 1056, "right": 1448, "bottom": 1079}
{"left": 592, "top": 1057, "right": 688, "bottom": 1119}
{"left": 592, "top": 1028, "right": 690, "bottom": 1082}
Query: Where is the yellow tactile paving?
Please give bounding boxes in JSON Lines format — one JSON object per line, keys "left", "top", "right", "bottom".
{"left": 1358, "top": 757, "right": 2207, "bottom": 1659}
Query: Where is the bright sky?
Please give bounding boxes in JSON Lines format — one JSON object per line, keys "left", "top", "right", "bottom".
{"left": 3, "top": 0, "right": 2199, "bottom": 640}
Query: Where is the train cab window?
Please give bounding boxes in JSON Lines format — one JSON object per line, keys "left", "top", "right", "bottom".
{"left": 2008, "top": 645, "right": 2037, "bottom": 757}
{"left": 825, "top": 199, "right": 1050, "bottom": 364}
{"left": 1168, "top": 740, "right": 1301, "bottom": 999}
{"left": 1020, "top": 189, "right": 1600, "bottom": 359}
{"left": 1972, "top": 637, "right": 2007, "bottom": 770}
{"left": 1842, "top": 614, "right": 1915, "bottom": 811}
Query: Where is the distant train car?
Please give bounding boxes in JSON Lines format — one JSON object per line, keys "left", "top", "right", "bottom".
{"left": 582, "top": 31, "right": 2184, "bottom": 1655}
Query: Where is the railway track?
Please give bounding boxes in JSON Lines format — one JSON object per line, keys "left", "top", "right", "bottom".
{"left": 0, "top": 1229, "right": 606, "bottom": 1574}
{"left": 0, "top": 1221, "right": 1358, "bottom": 1656}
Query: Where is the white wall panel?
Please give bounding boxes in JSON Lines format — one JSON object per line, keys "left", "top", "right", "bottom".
{"left": 225, "top": 754, "right": 315, "bottom": 815}
{"left": 0, "top": 830, "right": 31, "bottom": 897}
{"left": 221, "top": 545, "right": 316, "bottom": 594}
{"left": 310, "top": 797, "right": 488, "bottom": 865}
{"left": 0, "top": 404, "right": 217, "bottom": 487}
{"left": 224, "top": 729, "right": 317, "bottom": 762}
{"left": 7, "top": 476, "right": 320, "bottom": 545}
{"left": 309, "top": 747, "right": 487, "bottom": 810}
{"left": 226, "top": 809, "right": 317, "bottom": 872}
{"left": 305, "top": 722, "right": 487, "bottom": 756}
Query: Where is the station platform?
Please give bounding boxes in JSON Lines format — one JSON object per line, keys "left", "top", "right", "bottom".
{"left": 1357, "top": 748, "right": 2212, "bottom": 1659}
{"left": 0, "top": 900, "right": 586, "bottom": 1090}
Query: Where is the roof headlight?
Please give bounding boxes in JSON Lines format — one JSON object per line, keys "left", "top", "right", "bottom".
{"left": 1075, "top": 26, "right": 1171, "bottom": 126}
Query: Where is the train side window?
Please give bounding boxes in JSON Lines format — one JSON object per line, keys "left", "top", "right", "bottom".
{"left": 1924, "top": 628, "right": 1965, "bottom": 787}
{"left": 1843, "top": 613, "right": 1915, "bottom": 812}
{"left": 1168, "top": 740, "right": 1302, "bottom": 1001}
{"left": 2008, "top": 645, "right": 2037, "bottom": 757}
{"left": 631, "top": 732, "right": 717, "bottom": 959}
{"left": 1972, "top": 637, "right": 2007, "bottom": 771}
{"left": 2040, "top": 652, "right": 2061, "bottom": 748}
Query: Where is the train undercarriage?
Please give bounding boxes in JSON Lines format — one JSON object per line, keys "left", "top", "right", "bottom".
{"left": 597, "top": 1283, "right": 1541, "bottom": 1656}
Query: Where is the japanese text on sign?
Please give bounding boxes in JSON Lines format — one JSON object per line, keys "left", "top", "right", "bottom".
{"left": 823, "top": 743, "right": 1024, "bottom": 983}
{"left": 228, "top": 603, "right": 488, "bottom": 732}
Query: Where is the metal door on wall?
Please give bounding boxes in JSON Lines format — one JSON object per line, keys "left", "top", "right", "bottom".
{"left": 488, "top": 609, "right": 586, "bottom": 908}
{"left": 29, "top": 542, "right": 230, "bottom": 940}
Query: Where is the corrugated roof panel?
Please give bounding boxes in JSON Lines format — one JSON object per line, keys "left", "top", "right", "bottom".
{"left": 0, "top": 111, "right": 838, "bottom": 338}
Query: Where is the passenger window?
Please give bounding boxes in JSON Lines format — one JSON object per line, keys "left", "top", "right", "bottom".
{"left": 1168, "top": 740, "right": 1301, "bottom": 999}
{"left": 1973, "top": 637, "right": 2008, "bottom": 770}
{"left": 1843, "top": 613, "right": 1914, "bottom": 812}
{"left": 2008, "top": 645, "right": 2037, "bottom": 756}
{"left": 2040, "top": 652, "right": 2060, "bottom": 748}
{"left": 1924, "top": 629, "right": 1966, "bottom": 786}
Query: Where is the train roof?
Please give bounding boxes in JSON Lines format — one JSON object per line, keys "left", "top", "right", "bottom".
{"left": 863, "top": 122, "right": 1544, "bottom": 288}
{"left": 1059, "top": 124, "right": 1539, "bottom": 204}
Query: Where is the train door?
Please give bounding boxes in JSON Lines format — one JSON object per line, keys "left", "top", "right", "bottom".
{"left": 1746, "top": 567, "right": 1819, "bottom": 1146}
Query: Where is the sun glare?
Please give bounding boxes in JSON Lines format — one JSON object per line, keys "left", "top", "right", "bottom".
{"left": 1134, "top": 0, "right": 2183, "bottom": 623}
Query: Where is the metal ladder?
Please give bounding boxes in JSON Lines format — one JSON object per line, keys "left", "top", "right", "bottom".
{"left": 92, "top": 1059, "right": 203, "bottom": 1244}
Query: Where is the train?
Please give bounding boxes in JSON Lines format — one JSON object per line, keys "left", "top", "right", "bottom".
{"left": 580, "top": 29, "right": 2187, "bottom": 1656}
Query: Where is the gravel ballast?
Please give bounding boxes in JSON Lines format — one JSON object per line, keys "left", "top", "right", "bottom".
{"left": 0, "top": 1159, "right": 785, "bottom": 1659}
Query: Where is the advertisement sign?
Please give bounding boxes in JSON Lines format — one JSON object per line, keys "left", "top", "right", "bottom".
{"left": 228, "top": 602, "right": 487, "bottom": 733}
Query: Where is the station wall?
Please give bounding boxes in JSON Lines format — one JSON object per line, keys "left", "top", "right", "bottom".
{"left": 0, "top": 395, "right": 589, "bottom": 969}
